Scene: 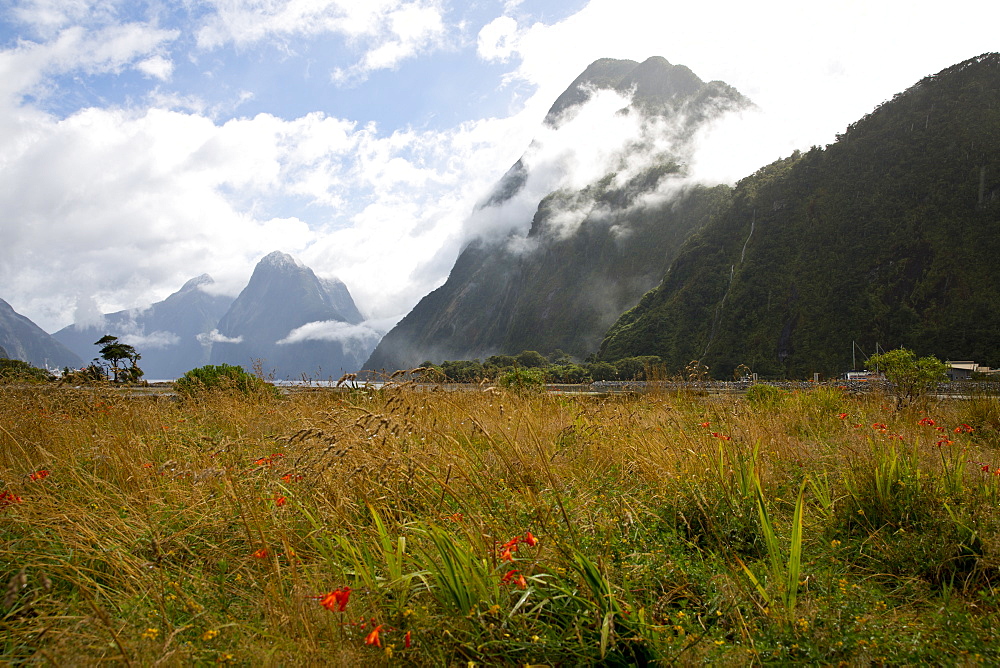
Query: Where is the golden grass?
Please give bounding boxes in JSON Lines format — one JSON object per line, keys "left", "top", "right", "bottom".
{"left": 2, "top": 382, "right": 1000, "bottom": 664}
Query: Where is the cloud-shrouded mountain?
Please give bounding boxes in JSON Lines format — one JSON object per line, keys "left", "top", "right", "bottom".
{"left": 208, "top": 251, "right": 370, "bottom": 379}
{"left": 363, "top": 56, "right": 751, "bottom": 372}
{"left": 599, "top": 53, "right": 1000, "bottom": 377}
{"left": 0, "top": 298, "right": 83, "bottom": 370}
{"left": 54, "top": 274, "right": 234, "bottom": 379}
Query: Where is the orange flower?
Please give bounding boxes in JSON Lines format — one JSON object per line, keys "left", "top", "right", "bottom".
{"left": 404, "top": 630, "right": 412, "bottom": 648}
{"left": 699, "top": 421, "right": 710, "bottom": 428}
{"left": 29, "top": 469, "right": 49, "bottom": 481}
{"left": 281, "top": 473, "right": 303, "bottom": 482}
{"left": 918, "top": 417, "right": 935, "bottom": 426}
{"left": 274, "top": 496, "right": 287, "bottom": 507}
{"left": 502, "top": 569, "right": 527, "bottom": 587}
{"left": 0, "top": 491, "right": 22, "bottom": 507}
{"left": 500, "top": 547, "right": 515, "bottom": 562}
{"left": 365, "top": 625, "right": 384, "bottom": 647}
{"left": 320, "top": 587, "right": 351, "bottom": 612}
{"left": 523, "top": 531, "right": 538, "bottom": 547}
{"left": 837, "top": 413, "right": 848, "bottom": 419}
{"left": 252, "top": 548, "right": 269, "bottom": 559}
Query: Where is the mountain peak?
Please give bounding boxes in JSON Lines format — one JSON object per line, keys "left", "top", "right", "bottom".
{"left": 543, "top": 55, "right": 725, "bottom": 126}
{"left": 259, "top": 251, "right": 305, "bottom": 271}
{"left": 179, "top": 274, "right": 215, "bottom": 292}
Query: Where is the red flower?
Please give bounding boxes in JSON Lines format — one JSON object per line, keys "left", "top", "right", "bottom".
{"left": 936, "top": 439, "right": 954, "bottom": 447}
{"left": 404, "top": 630, "right": 412, "bottom": 648}
{"left": 982, "top": 464, "right": 991, "bottom": 472}
{"left": 274, "top": 496, "right": 287, "bottom": 507}
{"left": 29, "top": 469, "right": 49, "bottom": 481}
{"left": 281, "top": 473, "right": 303, "bottom": 482}
{"left": 955, "top": 424, "right": 974, "bottom": 434}
{"left": 837, "top": 413, "right": 848, "bottom": 419}
{"left": 502, "top": 570, "right": 527, "bottom": 587}
{"left": 320, "top": 587, "right": 351, "bottom": 612}
{"left": 252, "top": 548, "right": 269, "bottom": 559}
{"left": 365, "top": 625, "right": 384, "bottom": 647}
{"left": 699, "top": 421, "right": 710, "bottom": 428}
{"left": 500, "top": 547, "right": 515, "bottom": 562}
{"left": 918, "top": 417, "right": 935, "bottom": 426}
{"left": 0, "top": 491, "right": 22, "bottom": 507}
{"left": 523, "top": 531, "right": 538, "bottom": 547}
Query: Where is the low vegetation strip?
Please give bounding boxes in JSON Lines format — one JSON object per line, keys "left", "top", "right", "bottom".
{"left": 2, "top": 383, "right": 1000, "bottom": 664}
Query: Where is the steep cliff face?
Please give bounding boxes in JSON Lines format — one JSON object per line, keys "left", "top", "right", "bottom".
{"left": 54, "top": 274, "right": 233, "bottom": 379}
{"left": 364, "top": 56, "right": 751, "bottom": 372}
{"left": 600, "top": 53, "right": 1000, "bottom": 377}
{"left": 0, "top": 298, "right": 82, "bottom": 369}
{"left": 209, "top": 252, "right": 368, "bottom": 379}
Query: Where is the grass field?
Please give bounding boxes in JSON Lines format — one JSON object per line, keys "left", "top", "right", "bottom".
{"left": 2, "top": 381, "right": 1000, "bottom": 665}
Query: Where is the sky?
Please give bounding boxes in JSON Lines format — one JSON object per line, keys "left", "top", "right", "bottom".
{"left": 0, "top": 0, "right": 996, "bottom": 336}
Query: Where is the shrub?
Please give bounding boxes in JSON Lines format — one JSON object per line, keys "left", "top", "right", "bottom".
{"left": 744, "top": 383, "right": 785, "bottom": 407}
{"left": 586, "top": 361, "right": 617, "bottom": 381}
{"left": 0, "top": 358, "right": 52, "bottom": 382}
{"left": 174, "top": 364, "right": 278, "bottom": 398}
{"left": 514, "top": 350, "right": 549, "bottom": 368}
{"left": 497, "top": 366, "right": 545, "bottom": 393}
{"left": 866, "top": 348, "right": 948, "bottom": 405}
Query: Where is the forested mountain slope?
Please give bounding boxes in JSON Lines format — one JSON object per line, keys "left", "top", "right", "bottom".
{"left": 600, "top": 53, "right": 1000, "bottom": 378}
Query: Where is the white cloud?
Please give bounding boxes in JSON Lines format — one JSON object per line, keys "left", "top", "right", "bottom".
{"left": 121, "top": 330, "right": 180, "bottom": 349}
{"left": 197, "top": 329, "right": 243, "bottom": 345}
{"left": 197, "top": 0, "right": 449, "bottom": 82}
{"left": 275, "top": 318, "right": 389, "bottom": 359}
{"left": 136, "top": 55, "right": 173, "bottom": 80}
{"left": 476, "top": 15, "right": 518, "bottom": 62}
{"left": 0, "top": 22, "right": 179, "bottom": 102}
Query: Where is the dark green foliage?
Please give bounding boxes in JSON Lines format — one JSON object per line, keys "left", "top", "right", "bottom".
{"left": 0, "top": 358, "right": 52, "bottom": 382}
{"left": 586, "top": 361, "right": 618, "bottom": 381}
{"left": 514, "top": 350, "right": 548, "bottom": 368}
{"left": 485, "top": 355, "right": 517, "bottom": 368}
{"left": 93, "top": 335, "right": 143, "bottom": 383}
{"left": 439, "top": 359, "right": 485, "bottom": 382}
{"left": 600, "top": 54, "right": 1000, "bottom": 378}
{"left": 174, "top": 364, "right": 278, "bottom": 398}
{"left": 614, "top": 356, "right": 664, "bottom": 381}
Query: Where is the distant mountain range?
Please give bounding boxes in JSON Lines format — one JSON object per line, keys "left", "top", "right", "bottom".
{"left": 54, "top": 274, "right": 233, "bottom": 379}
{"left": 46, "top": 251, "right": 368, "bottom": 380}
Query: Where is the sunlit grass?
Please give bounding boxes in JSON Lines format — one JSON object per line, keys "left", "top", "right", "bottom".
{"left": 2, "top": 382, "right": 999, "bottom": 664}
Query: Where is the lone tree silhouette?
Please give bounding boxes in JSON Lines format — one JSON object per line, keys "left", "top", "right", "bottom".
{"left": 94, "top": 335, "right": 143, "bottom": 383}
